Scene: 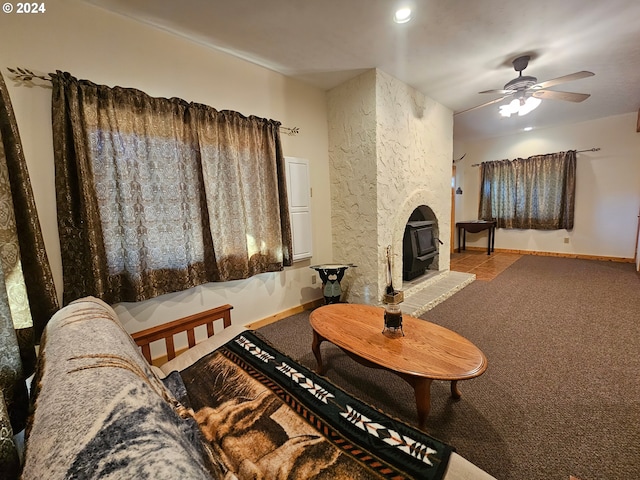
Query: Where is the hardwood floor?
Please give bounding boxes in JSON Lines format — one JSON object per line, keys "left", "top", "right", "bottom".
{"left": 450, "top": 249, "right": 522, "bottom": 281}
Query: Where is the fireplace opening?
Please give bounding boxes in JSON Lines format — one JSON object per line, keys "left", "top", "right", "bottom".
{"left": 402, "top": 207, "right": 439, "bottom": 281}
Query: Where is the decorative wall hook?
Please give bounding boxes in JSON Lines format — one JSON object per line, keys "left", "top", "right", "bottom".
{"left": 7, "top": 67, "right": 52, "bottom": 83}
{"left": 280, "top": 126, "right": 300, "bottom": 136}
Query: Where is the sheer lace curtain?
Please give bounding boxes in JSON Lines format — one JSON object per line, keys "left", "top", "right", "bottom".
{"left": 52, "top": 72, "right": 292, "bottom": 305}
{"left": 479, "top": 151, "right": 576, "bottom": 230}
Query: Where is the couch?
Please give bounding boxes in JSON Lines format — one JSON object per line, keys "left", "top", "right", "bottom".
{"left": 18, "top": 297, "right": 495, "bottom": 479}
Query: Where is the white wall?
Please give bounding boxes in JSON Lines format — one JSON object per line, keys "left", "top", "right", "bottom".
{"left": 0, "top": 0, "right": 332, "bottom": 331}
{"left": 453, "top": 112, "right": 640, "bottom": 260}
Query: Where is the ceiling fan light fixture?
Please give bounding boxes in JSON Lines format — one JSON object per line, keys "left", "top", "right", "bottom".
{"left": 499, "top": 96, "right": 541, "bottom": 117}
{"left": 518, "top": 96, "right": 542, "bottom": 116}
{"left": 393, "top": 7, "right": 412, "bottom": 24}
{"left": 499, "top": 98, "right": 521, "bottom": 117}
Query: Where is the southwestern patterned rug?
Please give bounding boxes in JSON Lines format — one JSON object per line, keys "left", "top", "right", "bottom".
{"left": 179, "top": 331, "right": 454, "bottom": 479}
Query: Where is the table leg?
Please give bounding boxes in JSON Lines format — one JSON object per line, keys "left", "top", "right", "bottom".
{"left": 491, "top": 224, "right": 496, "bottom": 252}
{"left": 311, "top": 330, "right": 326, "bottom": 375}
{"left": 450, "top": 380, "right": 462, "bottom": 399}
{"left": 412, "top": 378, "right": 433, "bottom": 429}
{"left": 487, "top": 227, "right": 491, "bottom": 255}
{"left": 457, "top": 227, "right": 461, "bottom": 253}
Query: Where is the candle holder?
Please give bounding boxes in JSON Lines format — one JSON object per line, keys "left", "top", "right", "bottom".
{"left": 383, "top": 304, "right": 404, "bottom": 336}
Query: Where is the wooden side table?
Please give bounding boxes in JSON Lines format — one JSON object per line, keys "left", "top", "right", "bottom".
{"left": 456, "top": 220, "right": 497, "bottom": 255}
{"left": 310, "top": 263, "right": 355, "bottom": 304}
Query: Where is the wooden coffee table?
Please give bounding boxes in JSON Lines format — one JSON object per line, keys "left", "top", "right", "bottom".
{"left": 310, "top": 303, "right": 487, "bottom": 428}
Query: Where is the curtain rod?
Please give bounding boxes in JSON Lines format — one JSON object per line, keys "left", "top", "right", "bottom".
{"left": 470, "top": 147, "right": 601, "bottom": 167}
{"left": 6, "top": 67, "right": 300, "bottom": 136}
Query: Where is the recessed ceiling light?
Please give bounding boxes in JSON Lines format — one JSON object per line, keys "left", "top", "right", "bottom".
{"left": 523, "top": 126, "right": 533, "bottom": 132}
{"left": 394, "top": 7, "right": 412, "bottom": 24}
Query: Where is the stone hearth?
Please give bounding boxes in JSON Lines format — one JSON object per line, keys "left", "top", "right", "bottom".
{"left": 400, "top": 270, "right": 475, "bottom": 317}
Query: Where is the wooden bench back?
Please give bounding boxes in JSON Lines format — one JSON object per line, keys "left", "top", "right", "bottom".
{"left": 131, "top": 304, "right": 233, "bottom": 363}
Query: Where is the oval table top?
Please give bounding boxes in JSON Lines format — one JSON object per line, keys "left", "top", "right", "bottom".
{"left": 309, "top": 303, "right": 487, "bottom": 381}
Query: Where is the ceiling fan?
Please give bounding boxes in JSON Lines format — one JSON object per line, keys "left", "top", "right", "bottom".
{"left": 455, "top": 55, "right": 594, "bottom": 116}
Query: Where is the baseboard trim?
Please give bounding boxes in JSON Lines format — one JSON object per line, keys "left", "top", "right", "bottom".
{"left": 245, "top": 298, "right": 325, "bottom": 330}
{"left": 463, "top": 246, "right": 634, "bottom": 263}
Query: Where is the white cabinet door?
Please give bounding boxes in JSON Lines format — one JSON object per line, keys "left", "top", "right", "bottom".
{"left": 285, "top": 157, "right": 313, "bottom": 261}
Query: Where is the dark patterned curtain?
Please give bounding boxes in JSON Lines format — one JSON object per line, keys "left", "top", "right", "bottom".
{"left": 479, "top": 151, "right": 576, "bottom": 230}
{"left": 0, "top": 267, "right": 24, "bottom": 479}
{"left": 52, "top": 72, "right": 292, "bottom": 305}
{"left": 0, "top": 71, "right": 59, "bottom": 477}
{"left": 478, "top": 159, "right": 517, "bottom": 228}
{"left": 195, "top": 107, "right": 291, "bottom": 280}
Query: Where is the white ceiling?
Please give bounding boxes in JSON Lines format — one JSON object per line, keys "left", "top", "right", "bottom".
{"left": 85, "top": 0, "right": 640, "bottom": 142}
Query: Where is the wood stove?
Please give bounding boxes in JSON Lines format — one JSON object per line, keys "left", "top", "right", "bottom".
{"left": 403, "top": 220, "right": 438, "bottom": 281}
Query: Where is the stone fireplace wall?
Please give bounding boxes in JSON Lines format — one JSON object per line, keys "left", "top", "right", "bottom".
{"left": 328, "top": 69, "right": 452, "bottom": 304}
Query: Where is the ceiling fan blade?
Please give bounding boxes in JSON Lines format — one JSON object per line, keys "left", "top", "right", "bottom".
{"left": 532, "top": 71, "right": 594, "bottom": 90}
{"left": 454, "top": 96, "right": 508, "bottom": 116}
{"left": 479, "top": 88, "right": 515, "bottom": 95}
{"left": 532, "top": 90, "right": 591, "bottom": 102}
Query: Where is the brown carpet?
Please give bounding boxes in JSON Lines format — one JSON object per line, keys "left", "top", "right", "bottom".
{"left": 257, "top": 256, "right": 640, "bottom": 480}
